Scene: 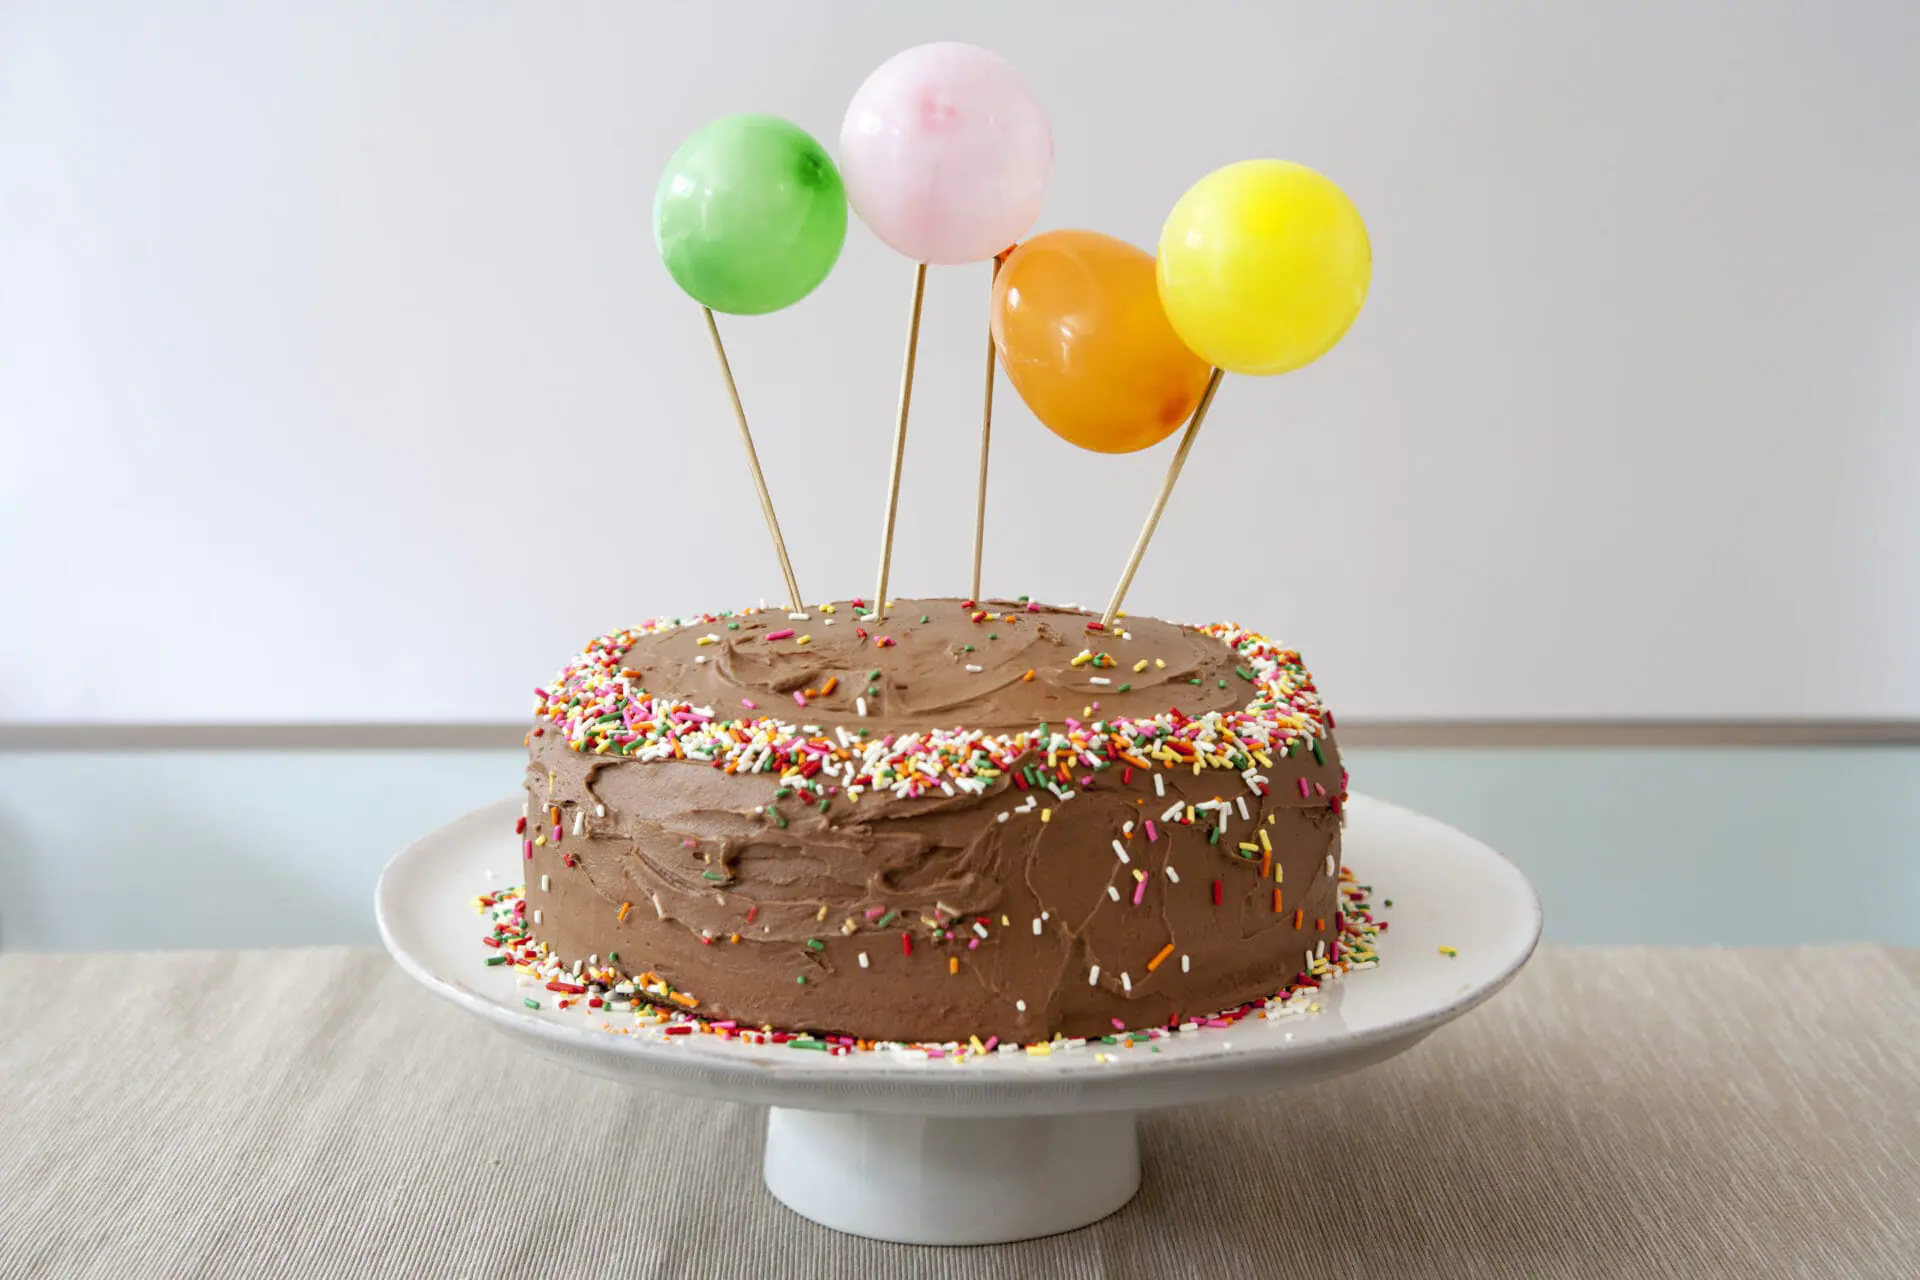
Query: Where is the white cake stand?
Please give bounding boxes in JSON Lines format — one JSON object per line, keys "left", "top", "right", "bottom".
{"left": 376, "top": 794, "right": 1540, "bottom": 1245}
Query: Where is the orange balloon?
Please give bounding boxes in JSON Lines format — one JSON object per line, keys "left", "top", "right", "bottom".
{"left": 991, "top": 230, "right": 1212, "bottom": 454}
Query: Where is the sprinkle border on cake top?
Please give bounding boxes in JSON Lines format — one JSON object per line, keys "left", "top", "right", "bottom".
{"left": 527, "top": 603, "right": 1337, "bottom": 806}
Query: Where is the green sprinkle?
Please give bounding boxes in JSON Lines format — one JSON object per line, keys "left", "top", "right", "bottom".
{"left": 483, "top": 954, "right": 508, "bottom": 966}
{"left": 806, "top": 938, "right": 825, "bottom": 951}
{"left": 1209, "top": 826, "right": 1221, "bottom": 845}
{"left": 702, "top": 870, "right": 726, "bottom": 882}
{"left": 868, "top": 669, "right": 881, "bottom": 680}
{"left": 1311, "top": 741, "right": 1326, "bottom": 765}
{"left": 1100, "top": 1035, "right": 1118, "bottom": 1044}
{"left": 962, "top": 644, "right": 974, "bottom": 652}
{"left": 1116, "top": 683, "right": 1132, "bottom": 693}
{"left": 523, "top": 998, "right": 541, "bottom": 1010}
{"left": 867, "top": 685, "right": 880, "bottom": 698}
{"left": 766, "top": 805, "right": 788, "bottom": 829}
{"left": 727, "top": 622, "right": 740, "bottom": 630}
{"left": 790, "top": 1037, "right": 827, "bottom": 1050}
{"left": 987, "top": 633, "right": 997, "bottom": 640}
{"left": 1235, "top": 665, "right": 1256, "bottom": 681}
{"left": 818, "top": 798, "right": 831, "bottom": 814}
{"left": 920, "top": 615, "right": 930, "bottom": 624}
{"left": 1019, "top": 594, "right": 1030, "bottom": 602}
{"left": 608, "top": 952, "right": 619, "bottom": 963}
{"left": 877, "top": 910, "right": 898, "bottom": 927}
{"left": 1217, "top": 679, "right": 1228, "bottom": 689}
{"left": 795, "top": 974, "right": 807, "bottom": 984}
{"left": 1188, "top": 677, "right": 1203, "bottom": 685}
{"left": 774, "top": 786, "right": 793, "bottom": 798}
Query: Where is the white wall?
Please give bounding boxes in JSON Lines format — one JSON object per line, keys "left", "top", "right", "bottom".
{"left": 5, "top": 1, "right": 1918, "bottom": 724}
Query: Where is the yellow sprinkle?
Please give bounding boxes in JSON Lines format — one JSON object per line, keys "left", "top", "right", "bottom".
{"left": 547, "top": 771, "right": 555, "bottom": 795}
{"left": 696, "top": 635, "right": 717, "bottom": 646}
{"left": 970, "top": 1035, "right": 986, "bottom": 1056}
{"left": 1026, "top": 1043, "right": 1053, "bottom": 1057}
{"left": 1069, "top": 651, "right": 1093, "bottom": 667}
{"left": 1440, "top": 945, "right": 1459, "bottom": 958}
{"left": 1239, "top": 842, "right": 1259, "bottom": 853}
{"left": 796, "top": 634, "right": 811, "bottom": 645}
{"left": 1186, "top": 805, "right": 1196, "bottom": 823}
{"left": 1267, "top": 814, "right": 1276, "bottom": 825}
{"left": 1259, "top": 829, "right": 1272, "bottom": 853}
{"left": 1132, "top": 868, "right": 1146, "bottom": 882}
{"left": 1133, "top": 659, "right": 1149, "bottom": 672}
{"left": 816, "top": 904, "right": 829, "bottom": 921}
{"left": 1154, "top": 658, "right": 1166, "bottom": 669}
{"left": 534, "top": 835, "right": 547, "bottom": 847}
{"left": 949, "top": 957, "right": 959, "bottom": 975}
{"left": 1001, "top": 915, "right": 1010, "bottom": 926}
{"left": 1040, "top": 808, "right": 1052, "bottom": 823}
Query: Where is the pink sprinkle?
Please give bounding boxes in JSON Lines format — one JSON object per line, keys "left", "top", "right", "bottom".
{"left": 713, "top": 1020, "right": 737, "bottom": 1030}
{"left": 864, "top": 905, "right": 886, "bottom": 919}
{"left": 523, "top": 839, "right": 533, "bottom": 860}
{"left": 551, "top": 825, "right": 562, "bottom": 841}
{"left": 1026, "top": 602, "right": 1039, "bottom": 611}
{"left": 967, "top": 938, "right": 980, "bottom": 950}
{"left": 1205, "top": 1018, "right": 1231, "bottom": 1028}
{"left": 1145, "top": 820, "right": 1159, "bottom": 842}
{"left": 1111, "top": 1018, "right": 1126, "bottom": 1030}
{"left": 793, "top": 691, "right": 808, "bottom": 707}
{"left": 741, "top": 698, "right": 757, "bottom": 709}
{"left": 1315, "top": 782, "right": 1327, "bottom": 796}
{"left": 1132, "top": 876, "right": 1147, "bottom": 906}
{"left": 682, "top": 839, "right": 697, "bottom": 849}
{"left": 1298, "top": 777, "right": 1311, "bottom": 798}
{"left": 766, "top": 628, "right": 795, "bottom": 641}
{"left": 983, "top": 1036, "right": 998, "bottom": 1052}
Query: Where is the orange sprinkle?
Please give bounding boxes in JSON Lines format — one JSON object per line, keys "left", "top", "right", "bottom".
{"left": 669, "top": 991, "right": 699, "bottom": 1009}
{"left": 1260, "top": 850, "right": 1272, "bottom": 879}
{"left": 728, "top": 933, "right": 740, "bottom": 944}
{"left": 948, "top": 957, "right": 959, "bottom": 975}
{"left": 1146, "top": 942, "right": 1175, "bottom": 972}
{"left": 1022, "top": 668, "right": 1036, "bottom": 682}
{"left": 821, "top": 676, "right": 838, "bottom": 696}
{"left": 617, "top": 901, "right": 632, "bottom": 922}
{"left": 1315, "top": 917, "right": 1326, "bottom": 932}
{"left": 1293, "top": 908, "right": 1305, "bottom": 929}
{"left": 1273, "top": 889, "right": 1283, "bottom": 913}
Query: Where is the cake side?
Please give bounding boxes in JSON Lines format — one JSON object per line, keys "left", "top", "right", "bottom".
{"left": 519, "top": 598, "right": 1344, "bottom": 1044}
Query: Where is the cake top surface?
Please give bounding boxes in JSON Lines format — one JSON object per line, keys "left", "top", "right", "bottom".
{"left": 531, "top": 598, "right": 1332, "bottom": 796}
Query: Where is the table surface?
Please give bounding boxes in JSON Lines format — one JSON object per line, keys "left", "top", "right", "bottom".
{"left": 2, "top": 945, "right": 1916, "bottom": 1279}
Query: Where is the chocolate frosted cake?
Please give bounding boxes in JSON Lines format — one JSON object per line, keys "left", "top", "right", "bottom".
{"left": 518, "top": 598, "right": 1346, "bottom": 1045}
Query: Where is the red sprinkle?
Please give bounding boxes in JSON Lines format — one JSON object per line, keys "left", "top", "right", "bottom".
{"left": 1212, "top": 879, "right": 1223, "bottom": 906}
{"left": 902, "top": 932, "right": 913, "bottom": 957}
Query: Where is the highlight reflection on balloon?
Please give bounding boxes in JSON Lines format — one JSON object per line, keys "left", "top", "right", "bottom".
{"left": 991, "top": 230, "right": 1213, "bottom": 454}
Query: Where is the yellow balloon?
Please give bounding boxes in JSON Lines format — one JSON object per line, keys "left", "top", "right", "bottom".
{"left": 1157, "top": 160, "right": 1371, "bottom": 376}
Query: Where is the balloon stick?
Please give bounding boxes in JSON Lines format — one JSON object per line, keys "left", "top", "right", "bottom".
{"left": 872, "top": 263, "right": 928, "bottom": 619}
{"left": 969, "top": 254, "right": 1005, "bottom": 603}
{"left": 1100, "top": 367, "right": 1226, "bottom": 629}
{"left": 703, "top": 306, "right": 804, "bottom": 612}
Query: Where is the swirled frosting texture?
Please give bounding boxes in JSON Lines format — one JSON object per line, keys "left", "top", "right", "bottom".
{"left": 521, "top": 598, "right": 1345, "bottom": 1043}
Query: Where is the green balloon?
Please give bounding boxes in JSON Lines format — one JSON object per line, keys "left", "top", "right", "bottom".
{"left": 654, "top": 114, "right": 848, "bottom": 316}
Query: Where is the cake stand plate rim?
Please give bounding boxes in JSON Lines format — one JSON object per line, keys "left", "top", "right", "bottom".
{"left": 377, "top": 792, "right": 1541, "bottom": 1116}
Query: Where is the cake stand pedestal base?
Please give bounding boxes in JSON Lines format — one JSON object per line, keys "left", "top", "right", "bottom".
{"left": 762, "top": 1107, "right": 1141, "bottom": 1244}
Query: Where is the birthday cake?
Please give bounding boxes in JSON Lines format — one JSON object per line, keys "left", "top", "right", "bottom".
{"left": 516, "top": 597, "right": 1346, "bottom": 1045}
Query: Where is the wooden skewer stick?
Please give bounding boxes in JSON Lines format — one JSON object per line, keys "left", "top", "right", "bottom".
{"left": 871, "top": 262, "right": 928, "bottom": 619}
{"left": 1100, "top": 367, "right": 1226, "bottom": 629}
{"left": 969, "top": 255, "right": 1005, "bottom": 604}
{"left": 703, "top": 306, "right": 804, "bottom": 612}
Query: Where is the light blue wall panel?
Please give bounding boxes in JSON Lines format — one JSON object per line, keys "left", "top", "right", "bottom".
{"left": 2, "top": 747, "right": 1915, "bottom": 951}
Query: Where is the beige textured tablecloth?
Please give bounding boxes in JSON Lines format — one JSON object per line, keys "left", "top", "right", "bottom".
{"left": 1, "top": 946, "right": 1915, "bottom": 1279}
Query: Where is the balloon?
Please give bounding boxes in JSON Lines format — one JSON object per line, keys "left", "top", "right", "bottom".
{"left": 840, "top": 43, "right": 1052, "bottom": 264}
{"left": 1157, "top": 159, "right": 1371, "bottom": 376}
{"left": 654, "top": 114, "right": 848, "bottom": 316}
{"left": 991, "top": 231, "right": 1213, "bottom": 454}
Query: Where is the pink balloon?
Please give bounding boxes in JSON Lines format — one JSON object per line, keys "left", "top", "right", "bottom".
{"left": 839, "top": 43, "right": 1053, "bottom": 265}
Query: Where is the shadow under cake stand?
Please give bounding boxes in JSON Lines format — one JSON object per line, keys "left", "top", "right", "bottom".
{"left": 376, "top": 794, "right": 1540, "bottom": 1245}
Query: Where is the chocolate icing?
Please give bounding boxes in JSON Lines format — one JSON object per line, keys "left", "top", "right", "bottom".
{"left": 521, "top": 598, "right": 1343, "bottom": 1044}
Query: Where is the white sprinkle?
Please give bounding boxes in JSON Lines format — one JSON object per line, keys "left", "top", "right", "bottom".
{"left": 532, "top": 909, "right": 542, "bottom": 924}
{"left": 1032, "top": 918, "right": 1042, "bottom": 935}
{"left": 1089, "top": 676, "right": 1110, "bottom": 686}
{"left": 1326, "top": 854, "right": 1335, "bottom": 876}
{"left": 1121, "top": 972, "right": 1132, "bottom": 993}
{"left": 856, "top": 697, "right": 868, "bottom": 717}
{"left": 1181, "top": 953, "right": 1190, "bottom": 973}
{"left": 788, "top": 612, "right": 810, "bottom": 621}
{"left": 573, "top": 810, "right": 585, "bottom": 835}
{"left": 594, "top": 803, "right": 605, "bottom": 818}
{"left": 973, "top": 922, "right": 989, "bottom": 939}
{"left": 1016, "top": 999, "right": 1027, "bottom": 1012}
{"left": 1088, "top": 965, "right": 1100, "bottom": 985}
{"left": 1112, "top": 839, "right": 1130, "bottom": 864}
{"left": 1165, "top": 866, "right": 1180, "bottom": 883}
{"left": 1107, "top": 885, "right": 1121, "bottom": 901}
{"left": 1041, "top": 911, "right": 1050, "bottom": 921}
{"left": 521, "top": 800, "right": 530, "bottom": 818}
{"left": 1122, "top": 820, "right": 1134, "bottom": 835}
{"left": 695, "top": 655, "right": 708, "bottom": 664}
{"left": 539, "top": 874, "right": 549, "bottom": 891}
{"left": 858, "top": 952, "right": 869, "bottom": 969}
{"left": 998, "top": 812, "right": 1010, "bottom": 823}
{"left": 965, "top": 664, "right": 983, "bottom": 673}
{"left": 1237, "top": 796, "right": 1251, "bottom": 822}
{"left": 1154, "top": 772, "right": 1166, "bottom": 797}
